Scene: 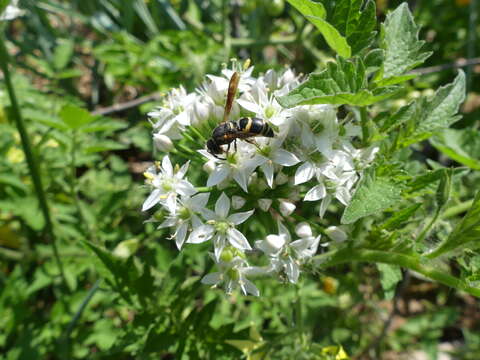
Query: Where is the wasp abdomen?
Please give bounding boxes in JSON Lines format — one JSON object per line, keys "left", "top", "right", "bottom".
{"left": 237, "top": 117, "right": 274, "bottom": 137}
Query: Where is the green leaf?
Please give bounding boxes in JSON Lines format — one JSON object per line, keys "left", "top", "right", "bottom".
{"left": 330, "top": 0, "right": 377, "bottom": 55}
{"left": 380, "top": 3, "right": 432, "bottom": 79}
{"left": 435, "top": 169, "right": 452, "bottom": 209}
{"left": 53, "top": 39, "right": 75, "bottom": 70}
{"left": 427, "top": 191, "right": 480, "bottom": 259}
{"left": 378, "top": 263, "right": 402, "bottom": 300}
{"left": 287, "top": 0, "right": 351, "bottom": 57}
{"left": 59, "top": 104, "right": 96, "bottom": 130}
{"left": 84, "top": 140, "right": 128, "bottom": 154}
{"left": 277, "top": 57, "right": 399, "bottom": 108}
{"left": 395, "top": 71, "right": 466, "bottom": 149}
{"left": 431, "top": 129, "right": 480, "bottom": 170}
{"left": 286, "top": 0, "right": 326, "bottom": 19}
{"left": 341, "top": 174, "right": 402, "bottom": 224}
{"left": 380, "top": 203, "right": 422, "bottom": 231}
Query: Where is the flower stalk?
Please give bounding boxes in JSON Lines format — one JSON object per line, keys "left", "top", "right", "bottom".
{"left": 0, "top": 32, "right": 67, "bottom": 288}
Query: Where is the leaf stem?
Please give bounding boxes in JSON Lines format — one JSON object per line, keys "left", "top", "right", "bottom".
{"left": 313, "top": 248, "right": 480, "bottom": 298}
{"left": 0, "top": 33, "right": 67, "bottom": 288}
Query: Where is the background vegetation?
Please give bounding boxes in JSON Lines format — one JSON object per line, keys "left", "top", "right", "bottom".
{"left": 1, "top": 0, "right": 479, "bottom": 359}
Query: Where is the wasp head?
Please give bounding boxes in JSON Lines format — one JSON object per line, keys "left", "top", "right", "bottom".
{"left": 206, "top": 138, "right": 223, "bottom": 156}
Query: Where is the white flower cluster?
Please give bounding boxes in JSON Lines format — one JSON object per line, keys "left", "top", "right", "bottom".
{"left": 143, "top": 63, "right": 377, "bottom": 296}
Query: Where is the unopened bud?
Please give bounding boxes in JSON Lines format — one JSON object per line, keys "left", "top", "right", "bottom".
{"left": 153, "top": 133, "right": 173, "bottom": 152}
{"left": 232, "top": 196, "right": 246, "bottom": 210}
{"left": 325, "top": 226, "right": 347, "bottom": 242}
{"left": 113, "top": 238, "right": 139, "bottom": 259}
{"left": 258, "top": 198, "right": 272, "bottom": 212}
{"left": 203, "top": 160, "right": 216, "bottom": 174}
{"left": 193, "top": 101, "right": 210, "bottom": 124}
{"left": 275, "top": 171, "right": 289, "bottom": 185}
{"left": 279, "top": 199, "right": 296, "bottom": 216}
{"left": 295, "top": 222, "right": 312, "bottom": 238}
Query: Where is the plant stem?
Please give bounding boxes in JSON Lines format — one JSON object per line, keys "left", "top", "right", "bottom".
{"left": 0, "top": 33, "right": 67, "bottom": 288}
{"left": 313, "top": 248, "right": 480, "bottom": 298}
{"left": 440, "top": 199, "right": 474, "bottom": 220}
{"left": 416, "top": 207, "right": 440, "bottom": 243}
{"left": 360, "top": 107, "right": 370, "bottom": 146}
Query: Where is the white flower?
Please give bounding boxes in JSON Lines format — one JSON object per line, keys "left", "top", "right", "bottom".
{"left": 255, "top": 222, "right": 319, "bottom": 283}
{"left": 248, "top": 139, "right": 300, "bottom": 188}
{"left": 201, "top": 252, "right": 259, "bottom": 296}
{"left": 149, "top": 86, "right": 197, "bottom": 140}
{"left": 188, "top": 193, "right": 254, "bottom": 260}
{"left": 158, "top": 193, "right": 210, "bottom": 250}
{"left": 199, "top": 145, "right": 261, "bottom": 192}
{"left": 142, "top": 155, "right": 196, "bottom": 213}
{"left": 237, "top": 79, "right": 287, "bottom": 126}
{"left": 0, "top": 0, "right": 24, "bottom": 21}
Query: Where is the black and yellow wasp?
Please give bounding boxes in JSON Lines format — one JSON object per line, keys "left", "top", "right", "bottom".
{"left": 206, "top": 72, "right": 274, "bottom": 158}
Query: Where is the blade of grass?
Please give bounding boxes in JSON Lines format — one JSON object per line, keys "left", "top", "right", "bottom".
{"left": 0, "top": 33, "right": 67, "bottom": 289}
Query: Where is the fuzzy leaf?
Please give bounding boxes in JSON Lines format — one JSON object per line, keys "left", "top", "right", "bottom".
{"left": 277, "top": 57, "right": 398, "bottom": 108}
{"left": 431, "top": 129, "right": 480, "bottom": 170}
{"left": 380, "top": 3, "right": 432, "bottom": 79}
{"left": 427, "top": 191, "right": 480, "bottom": 259}
{"left": 331, "top": 0, "right": 377, "bottom": 55}
{"left": 396, "top": 71, "right": 466, "bottom": 148}
{"left": 287, "top": 0, "right": 351, "bottom": 58}
{"left": 378, "top": 263, "right": 402, "bottom": 300}
{"left": 341, "top": 174, "right": 402, "bottom": 224}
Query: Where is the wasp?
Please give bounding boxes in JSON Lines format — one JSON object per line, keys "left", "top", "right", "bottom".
{"left": 206, "top": 72, "right": 274, "bottom": 158}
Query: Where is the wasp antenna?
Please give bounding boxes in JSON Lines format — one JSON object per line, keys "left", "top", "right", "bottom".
{"left": 223, "top": 71, "right": 240, "bottom": 123}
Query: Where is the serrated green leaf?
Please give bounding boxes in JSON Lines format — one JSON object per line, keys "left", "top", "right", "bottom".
{"left": 305, "top": 15, "right": 351, "bottom": 58}
{"left": 23, "top": 108, "right": 68, "bottom": 131}
{"left": 435, "top": 169, "right": 452, "bottom": 209}
{"left": 380, "top": 3, "right": 432, "bottom": 78}
{"left": 331, "top": 0, "right": 377, "bottom": 55}
{"left": 59, "top": 104, "right": 96, "bottom": 130}
{"left": 431, "top": 129, "right": 480, "bottom": 170}
{"left": 287, "top": 0, "right": 351, "bottom": 57}
{"left": 427, "top": 191, "right": 480, "bottom": 259}
{"left": 378, "top": 263, "right": 402, "bottom": 300}
{"left": 278, "top": 57, "right": 399, "bottom": 108}
{"left": 396, "top": 71, "right": 466, "bottom": 148}
{"left": 341, "top": 174, "right": 402, "bottom": 224}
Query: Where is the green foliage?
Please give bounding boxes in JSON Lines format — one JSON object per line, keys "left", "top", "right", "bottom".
{"left": 1, "top": 0, "right": 479, "bottom": 358}
{"left": 341, "top": 173, "right": 402, "bottom": 224}
{"left": 277, "top": 57, "right": 399, "bottom": 107}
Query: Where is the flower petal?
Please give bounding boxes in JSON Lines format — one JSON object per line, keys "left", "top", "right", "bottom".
{"left": 261, "top": 162, "right": 274, "bottom": 188}
{"left": 272, "top": 149, "right": 300, "bottom": 166}
{"left": 294, "top": 162, "right": 315, "bottom": 185}
{"left": 227, "top": 228, "right": 252, "bottom": 250}
{"left": 207, "top": 166, "right": 229, "bottom": 187}
{"left": 241, "top": 278, "right": 260, "bottom": 296}
{"left": 232, "top": 169, "right": 249, "bottom": 193}
{"left": 201, "top": 272, "right": 222, "bottom": 285}
{"left": 162, "top": 155, "right": 173, "bottom": 176}
{"left": 187, "top": 224, "right": 214, "bottom": 244}
{"left": 142, "top": 189, "right": 162, "bottom": 211}
{"left": 304, "top": 184, "right": 326, "bottom": 201}
{"left": 215, "top": 192, "right": 230, "bottom": 218}
{"left": 228, "top": 210, "right": 254, "bottom": 225}
{"left": 174, "top": 222, "right": 188, "bottom": 250}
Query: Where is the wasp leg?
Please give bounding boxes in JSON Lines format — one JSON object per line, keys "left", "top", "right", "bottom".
{"left": 243, "top": 138, "right": 261, "bottom": 150}
{"left": 234, "top": 139, "right": 238, "bottom": 152}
